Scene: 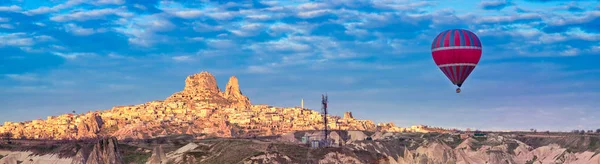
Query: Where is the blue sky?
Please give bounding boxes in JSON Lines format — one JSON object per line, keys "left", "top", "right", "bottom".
{"left": 1, "top": 0, "right": 599, "bottom": 131}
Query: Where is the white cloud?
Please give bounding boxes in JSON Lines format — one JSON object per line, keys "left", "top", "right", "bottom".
{"left": 475, "top": 13, "right": 541, "bottom": 24}
{"left": 185, "top": 37, "right": 204, "bottom": 42}
{"left": 344, "top": 25, "right": 370, "bottom": 38}
{"left": 539, "top": 33, "right": 567, "bottom": 43}
{"left": 560, "top": 46, "right": 579, "bottom": 56}
{"left": 135, "top": 16, "right": 175, "bottom": 32}
{"left": 34, "top": 35, "right": 55, "bottom": 42}
{"left": 172, "top": 10, "right": 203, "bottom": 19}
{"left": 371, "top": 1, "right": 435, "bottom": 11}
{"left": 192, "top": 22, "right": 224, "bottom": 32}
{"left": 267, "top": 23, "right": 314, "bottom": 36}
{"left": 230, "top": 23, "right": 265, "bottom": 37}
{"left": 545, "top": 10, "right": 600, "bottom": 26}
{"left": 34, "top": 22, "right": 46, "bottom": 26}
{"left": 20, "top": 47, "right": 45, "bottom": 53}
{"left": 24, "top": 0, "right": 83, "bottom": 15}
{"left": 590, "top": 45, "right": 600, "bottom": 53}
{"left": 297, "top": 9, "right": 331, "bottom": 18}
{"left": 208, "top": 11, "right": 237, "bottom": 20}
{"left": 206, "top": 39, "right": 236, "bottom": 49}
{"left": 0, "top": 24, "right": 14, "bottom": 29}
{"left": 63, "top": 23, "right": 105, "bottom": 36}
{"left": 51, "top": 45, "right": 67, "bottom": 50}
{"left": 107, "top": 53, "right": 125, "bottom": 59}
{"left": 50, "top": 7, "right": 133, "bottom": 22}
{"left": 248, "top": 38, "right": 312, "bottom": 53}
{"left": 0, "top": 5, "right": 22, "bottom": 12}
{"left": 172, "top": 55, "right": 193, "bottom": 62}
{"left": 51, "top": 52, "right": 96, "bottom": 60}
{"left": 133, "top": 4, "right": 147, "bottom": 10}
{"left": 297, "top": 2, "right": 329, "bottom": 11}
{"left": 0, "top": 33, "right": 34, "bottom": 47}
{"left": 565, "top": 28, "right": 600, "bottom": 41}
{"left": 0, "top": 17, "right": 9, "bottom": 22}
{"left": 113, "top": 14, "right": 175, "bottom": 46}
{"left": 92, "top": 0, "right": 125, "bottom": 5}
{"left": 246, "top": 14, "right": 272, "bottom": 21}
{"left": 158, "top": 1, "right": 203, "bottom": 19}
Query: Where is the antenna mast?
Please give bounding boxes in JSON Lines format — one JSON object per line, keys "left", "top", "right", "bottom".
{"left": 321, "top": 93, "right": 328, "bottom": 144}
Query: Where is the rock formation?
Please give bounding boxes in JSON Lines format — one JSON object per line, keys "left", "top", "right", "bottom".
{"left": 67, "top": 137, "right": 125, "bottom": 164}
{"left": 183, "top": 72, "right": 220, "bottom": 94}
{"left": 224, "top": 76, "right": 251, "bottom": 109}
{"left": 77, "top": 112, "right": 104, "bottom": 139}
{"left": 165, "top": 72, "right": 251, "bottom": 109}
{"left": 343, "top": 112, "right": 354, "bottom": 120}
{"left": 146, "top": 145, "right": 167, "bottom": 164}
{"left": 85, "top": 137, "right": 124, "bottom": 164}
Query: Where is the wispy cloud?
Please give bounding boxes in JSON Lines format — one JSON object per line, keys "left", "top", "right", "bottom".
{"left": 5, "top": 73, "right": 38, "bottom": 82}
{"left": 51, "top": 52, "right": 96, "bottom": 60}
{"left": 50, "top": 7, "right": 133, "bottom": 22}
{"left": 0, "top": 33, "right": 34, "bottom": 47}
{"left": 63, "top": 23, "right": 106, "bottom": 36}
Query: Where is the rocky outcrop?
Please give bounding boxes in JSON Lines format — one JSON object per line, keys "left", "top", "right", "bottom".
{"left": 183, "top": 72, "right": 220, "bottom": 94}
{"left": 224, "top": 76, "right": 242, "bottom": 98}
{"left": 84, "top": 137, "right": 124, "bottom": 164}
{"left": 165, "top": 72, "right": 251, "bottom": 110}
{"left": 77, "top": 112, "right": 104, "bottom": 139}
{"left": 344, "top": 112, "right": 354, "bottom": 120}
{"left": 225, "top": 76, "right": 251, "bottom": 109}
{"left": 146, "top": 145, "right": 167, "bottom": 164}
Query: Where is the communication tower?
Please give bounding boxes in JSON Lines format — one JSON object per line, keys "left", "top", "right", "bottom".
{"left": 321, "top": 93, "right": 328, "bottom": 145}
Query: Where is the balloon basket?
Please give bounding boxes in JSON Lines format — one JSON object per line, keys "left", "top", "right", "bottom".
{"left": 456, "top": 88, "right": 461, "bottom": 93}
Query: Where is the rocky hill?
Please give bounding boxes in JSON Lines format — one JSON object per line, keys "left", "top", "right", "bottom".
{"left": 0, "top": 71, "right": 447, "bottom": 141}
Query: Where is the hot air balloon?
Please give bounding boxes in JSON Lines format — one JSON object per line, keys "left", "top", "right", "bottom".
{"left": 431, "top": 29, "right": 482, "bottom": 93}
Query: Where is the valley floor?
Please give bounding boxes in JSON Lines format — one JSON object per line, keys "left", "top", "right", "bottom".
{"left": 1, "top": 131, "right": 600, "bottom": 164}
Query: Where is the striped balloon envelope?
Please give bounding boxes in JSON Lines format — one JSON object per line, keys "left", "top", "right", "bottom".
{"left": 431, "top": 29, "right": 482, "bottom": 93}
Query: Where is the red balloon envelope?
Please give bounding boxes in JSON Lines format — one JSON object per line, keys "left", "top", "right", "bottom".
{"left": 431, "top": 29, "right": 482, "bottom": 93}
